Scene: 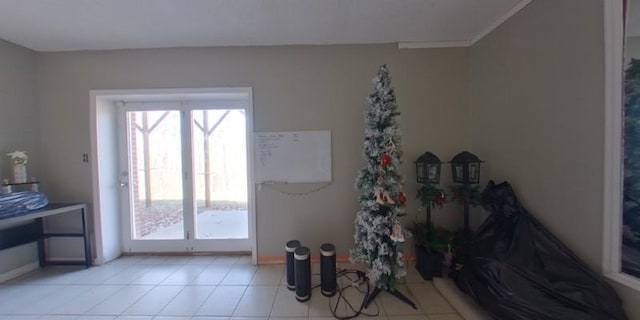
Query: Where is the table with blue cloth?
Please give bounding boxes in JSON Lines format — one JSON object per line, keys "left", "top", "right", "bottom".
{"left": 0, "top": 194, "right": 91, "bottom": 268}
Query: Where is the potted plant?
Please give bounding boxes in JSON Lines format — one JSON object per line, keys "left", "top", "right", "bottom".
{"left": 408, "top": 221, "right": 451, "bottom": 279}
{"left": 408, "top": 183, "right": 450, "bottom": 279}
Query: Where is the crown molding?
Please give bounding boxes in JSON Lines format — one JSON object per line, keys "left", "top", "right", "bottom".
{"left": 399, "top": 0, "right": 533, "bottom": 49}
{"left": 471, "top": 0, "right": 533, "bottom": 45}
{"left": 398, "top": 41, "right": 471, "bottom": 49}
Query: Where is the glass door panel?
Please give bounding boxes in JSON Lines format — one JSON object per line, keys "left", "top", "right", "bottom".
{"left": 191, "top": 109, "right": 249, "bottom": 240}
{"left": 126, "top": 110, "right": 184, "bottom": 240}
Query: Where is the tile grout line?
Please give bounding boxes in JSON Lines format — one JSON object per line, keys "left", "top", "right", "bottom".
{"left": 220, "top": 284, "right": 249, "bottom": 318}
{"left": 228, "top": 284, "right": 247, "bottom": 317}
{"left": 267, "top": 284, "right": 281, "bottom": 319}
{"left": 1, "top": 257, "right": 460, "bottom": 319}
{"left": 118, "top": 282, "right": 163, "bottom": 316}
{"left": 155, "top": 283, "right": 217, "bottom": 317}
{"left": 190, "top": 284, "right": 219, "bottom": 318}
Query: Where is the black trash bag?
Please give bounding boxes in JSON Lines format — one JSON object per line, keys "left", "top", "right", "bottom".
{"left": 453, "top": 181, "right": 627, "bottom": 320}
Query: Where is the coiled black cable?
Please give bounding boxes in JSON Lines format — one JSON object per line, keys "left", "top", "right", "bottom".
{"left": 312, "top": 268, "right": 381, "bottom": 319}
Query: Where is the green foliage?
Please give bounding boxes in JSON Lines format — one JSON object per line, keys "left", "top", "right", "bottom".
{"left": 416, "top": 184, "right": 447, "bottom": 208}
{"left": 449, "top": 185, "right": 483, "bottom": 207}
{"left": 407, "top": 222, "right": 451, "bottom": 251}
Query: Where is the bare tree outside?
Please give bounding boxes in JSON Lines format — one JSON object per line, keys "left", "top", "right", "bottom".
{"left": 126, "top": 109, "right": 248, "bottom": 240}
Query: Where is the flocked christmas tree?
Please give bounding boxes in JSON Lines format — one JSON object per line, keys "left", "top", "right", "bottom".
{"left": 351, "top": 64, "right": 408, "bottom": 291}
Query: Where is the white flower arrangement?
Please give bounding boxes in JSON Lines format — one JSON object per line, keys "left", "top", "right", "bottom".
{"left": 7, "top": 151, "right": 28, "bottom": 166}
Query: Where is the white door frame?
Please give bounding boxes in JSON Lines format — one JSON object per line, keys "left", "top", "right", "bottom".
{"left": 90, "top": 88, "right": 257, "bottom": 264}
{"left": 602, "top": 0, "right": 640, "bottom": 292}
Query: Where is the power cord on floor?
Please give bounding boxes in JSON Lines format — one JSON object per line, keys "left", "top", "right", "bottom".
{"left": 311, "top": 269, "right": 381, "bottom": 319}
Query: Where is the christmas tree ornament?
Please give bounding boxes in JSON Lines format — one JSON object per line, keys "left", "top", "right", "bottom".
{"left": 383, "top": 191, "right": 395, "bottom": 204}
{"left": 381, "top": 154, "right": 391, "bottom": 166}
{"left": 390, "top": 222, "right": 405, "bottom": 242}
{"left": 386, "top": 139, "right": 397, "bottom": 154}
{"left": 398, "top": 192, "right": 407, "bottom": 205}
{"left": 375, "top": 190, "right": 385, "bottom": 205}
{"left": 434, "top": 191, "right": 446, "bottom": 208}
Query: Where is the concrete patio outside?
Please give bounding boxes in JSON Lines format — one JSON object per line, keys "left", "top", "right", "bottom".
{"left": 141, "top": 209, "right": 248, "bottom": 240}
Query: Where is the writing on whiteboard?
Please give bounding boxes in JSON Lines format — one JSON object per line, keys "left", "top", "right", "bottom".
{"left": 257, "top": 133, "right": 284, "bottom": 167}
{"left": 255, "top": 130, "right": 332, "bottom": 183}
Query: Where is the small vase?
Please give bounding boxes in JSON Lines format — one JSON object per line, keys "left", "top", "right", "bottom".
{"left": 13, "top": 165, "right": 26, "bottom": 183}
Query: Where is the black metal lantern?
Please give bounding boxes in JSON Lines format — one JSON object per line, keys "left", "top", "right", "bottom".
{"left": 415, "top": 152, "right": 443, "bottom": 184}
{"left": 449, "top": 151, "right": 484, "bottom": 184}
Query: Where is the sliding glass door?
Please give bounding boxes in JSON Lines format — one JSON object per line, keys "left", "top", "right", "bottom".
{"left": 119, "top": 103, "right": 250, "bottom": 253}
{"left": 191, "top": 109, "right": 249, "bottom": 241}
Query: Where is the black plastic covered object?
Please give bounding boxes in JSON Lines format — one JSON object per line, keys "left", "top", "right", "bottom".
{"left": 453, "top": 181, "right": 627, "bottom": 320}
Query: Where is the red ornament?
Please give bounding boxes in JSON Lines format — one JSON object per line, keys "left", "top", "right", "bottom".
{"left": 434, "top": 191, "right": 446, "bottom": 208}
{"left": 398, "top": 192, "right": 407, "bottom": 205}
{"left": 381, "top": 154, "right": 391, "bottom": 166}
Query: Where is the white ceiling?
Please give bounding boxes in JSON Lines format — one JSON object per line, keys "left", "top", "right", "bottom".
{"left": 0, "top": 0, "right": 529, "bottom": 52}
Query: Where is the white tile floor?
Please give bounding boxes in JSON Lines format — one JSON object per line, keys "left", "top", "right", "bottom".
{"left": 0, "top": 256, "right": 463, "bottom": 320}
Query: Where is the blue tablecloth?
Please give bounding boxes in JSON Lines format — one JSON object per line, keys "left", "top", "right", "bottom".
{"left": 0, "top": 191, "right": 49, "bottom": 219}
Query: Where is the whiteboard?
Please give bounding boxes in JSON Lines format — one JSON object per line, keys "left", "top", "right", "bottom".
{"left": 255, "top": 130, "right": 332, "bottom": 183}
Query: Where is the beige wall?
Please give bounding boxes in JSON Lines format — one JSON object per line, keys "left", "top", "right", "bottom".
{"left": 0, "top": 39, "right": 40, "bottom": 274}
{"left": 471, "top": 0, "right": 603, "bottom": 269}
{"left": 0, "top": 39, "right": 40, "bottom": 179}
{"left": 470, "top": 0, "right": 638, "bottom": 318}
{"left": 36, "top": 44, "right": 470, "bottom": 258}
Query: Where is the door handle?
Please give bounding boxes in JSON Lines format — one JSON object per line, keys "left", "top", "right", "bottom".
{"left": 119, "top": 182, "right": 128, "bottom": 187}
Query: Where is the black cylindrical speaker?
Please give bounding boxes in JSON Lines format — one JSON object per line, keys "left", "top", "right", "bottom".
{"left": 285, "top": 240, "right": 301, "bottom": 291}
{"left": 294, "top": 246, "right": 311, "bottom": 302}
{"left": 320, "top": 243, "right": 337, "bottom": 297}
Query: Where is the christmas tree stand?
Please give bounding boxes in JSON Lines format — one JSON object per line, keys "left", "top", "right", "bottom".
{"left": 364, "top": 287, "right": 417, "bottom": 309}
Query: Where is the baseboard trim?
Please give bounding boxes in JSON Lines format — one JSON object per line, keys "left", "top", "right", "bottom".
{"left": 0, "top": 262, "right": 40, "bottom": 283}
{"left": 45, "top": 256, "right": 87, "bottom": 262}
{"left": 258, "top": 254, "right": 350, "bottom": 264}
{"left": 258, "top": 253, "right": 416, "bottom": 264}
